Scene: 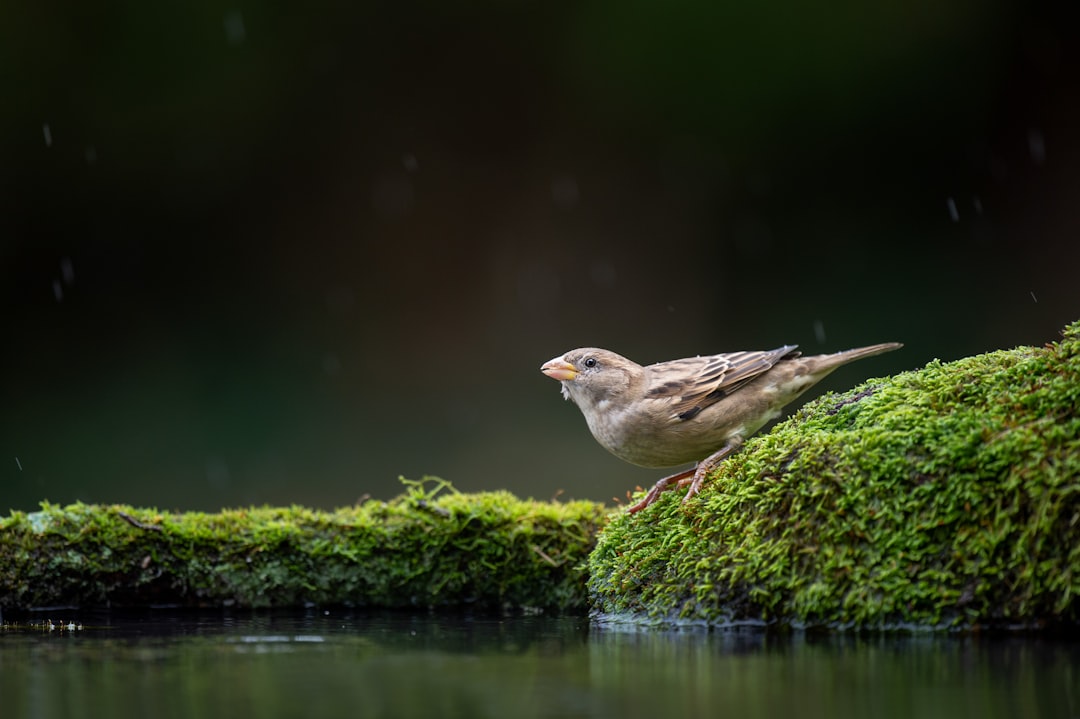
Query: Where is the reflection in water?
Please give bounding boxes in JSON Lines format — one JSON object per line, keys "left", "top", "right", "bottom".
{"left": 589, "top": 627, "right": 1080, "bottom": 718}
{"left": 0, "top": 611, "right": 1076, "bottom": 719}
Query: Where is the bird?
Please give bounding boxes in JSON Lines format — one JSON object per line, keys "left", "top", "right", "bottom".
{"left": 540, "top": 342, "right": 902, "bottom": 513}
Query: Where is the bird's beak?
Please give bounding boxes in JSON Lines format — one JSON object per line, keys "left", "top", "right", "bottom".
{"left": 541, "top": 357, "right": 577, "bottom": 381}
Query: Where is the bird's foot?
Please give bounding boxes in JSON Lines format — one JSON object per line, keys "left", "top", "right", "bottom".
{"left": 627, "top": 438, "right": 745, "bottom": 513}
{"left": 626, "top": 467, "right": 694, "bottom": 513}
{"left": 679, "top": 438, "right": 744, "bottom": 505}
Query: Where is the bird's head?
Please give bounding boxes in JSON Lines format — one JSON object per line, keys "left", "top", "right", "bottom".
{"left": 540, "top": 348, "right": 642, "bottom": 409}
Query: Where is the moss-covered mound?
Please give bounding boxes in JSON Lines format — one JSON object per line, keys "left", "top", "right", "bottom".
{"left": 589, "top": 320, "right": 1080, "bottom": 630}
{"left": 0, "top": 477, "right": 608, "bottom": 612}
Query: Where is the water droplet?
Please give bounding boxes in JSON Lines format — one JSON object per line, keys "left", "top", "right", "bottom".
{"left": 1028, "top": 129, "right": 1045, "bottom": 165}
{"left": 224, "top": 10, "right": 246, "bottom": 45}
{"left": 946, "top": 197, "right": 959, "bottom": 223}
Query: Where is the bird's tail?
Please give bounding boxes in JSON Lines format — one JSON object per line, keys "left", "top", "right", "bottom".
{"left": 832, "top": 342, "right": 904, "bottom": 363}
{"left": 799, "top": 342, "right": 903, "bottom": 378}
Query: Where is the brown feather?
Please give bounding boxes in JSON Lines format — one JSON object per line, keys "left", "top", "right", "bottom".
{"left": 645, "top": 345, "right": 800, "bottom": 421}
{"left": 542, "top": 341, "right": 902, "bottom": 475}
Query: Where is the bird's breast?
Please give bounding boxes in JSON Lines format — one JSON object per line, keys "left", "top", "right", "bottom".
{"left": 583, "top": 399, "right": 726, "bottom": 468}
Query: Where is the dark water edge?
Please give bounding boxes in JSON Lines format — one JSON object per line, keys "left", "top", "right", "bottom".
{"left": 1, "top": 609, "right": 1077, "bottom": 719}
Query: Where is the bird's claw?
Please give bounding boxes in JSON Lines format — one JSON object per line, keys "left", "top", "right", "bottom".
{"left": 678, "top": 468, "right": 708, "bottom": 505}
{"left": 626, "top": 467, "right": 695, "bottom": 513}
{"left": 627, "top": 440, "right": 742, "bottom": 514}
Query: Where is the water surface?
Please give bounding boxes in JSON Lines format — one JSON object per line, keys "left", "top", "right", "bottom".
{"left": 1, "top": 611, "right": 1076, "bottom": 718}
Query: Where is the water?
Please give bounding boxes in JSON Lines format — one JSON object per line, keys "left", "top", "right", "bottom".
{"left": 1, "top": 611, "right": 1077, "bottom": 718}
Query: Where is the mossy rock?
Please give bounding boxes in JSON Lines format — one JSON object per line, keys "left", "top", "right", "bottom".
{"left": 0, "top": 478, "right": 608, "bottom": 612}
{"left": 589, "top": 320, "right": 1080, "bottom": 630}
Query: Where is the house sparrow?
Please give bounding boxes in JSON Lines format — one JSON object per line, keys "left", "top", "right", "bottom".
{"left": 541, "top": 342, "right": 902, "bottom": 513}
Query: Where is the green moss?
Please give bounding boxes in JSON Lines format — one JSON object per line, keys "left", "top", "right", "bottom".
{"left": 589, "top": 320, "right": 1080, "bottom": 630}
{"left": 0, "top": 477, "right": 608, "bottom": 611}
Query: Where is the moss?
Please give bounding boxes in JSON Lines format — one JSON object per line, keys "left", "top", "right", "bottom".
{"left": 589, "top": 320, "right": 1080, "bottom": 630}
{"left": 0, "top": 477, "right": 608, "bottom": 612}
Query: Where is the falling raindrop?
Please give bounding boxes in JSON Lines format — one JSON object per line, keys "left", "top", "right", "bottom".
{"left": 224, "top": 10, "right": 246, "bottom": 45}
{"left": 43, "top": 124, "right": 52, "bottom": 148}
{"left": 1028, "top": 129, "right": 1046, "bottom": 166}
{"left": 946, "top": 197, "right": 959, "bottom": 223}
{"left": 52, "top": 280, "right": 63, "bottom": 302}
{"left": 61, "top": 257, "right": 74, "bottom": 285}
{"left": 14, "top": 457, "right": 22, "bottom": 471}
{"left": 1030, "top": 291, "right": 1038, "bottom": 303}
{"left": 973, "top": 196, "right": 983, "bottom": 215}
{"left": 813, "top": 319, "right": 826, "bottom": 344}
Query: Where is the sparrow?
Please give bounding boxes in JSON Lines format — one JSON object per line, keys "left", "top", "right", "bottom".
{"left": 541, "top": 342, "right": 902, "bottom": 513}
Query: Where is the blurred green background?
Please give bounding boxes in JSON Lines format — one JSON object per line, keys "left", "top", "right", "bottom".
{"left": 2, "top": 0, "right": 1077, "bottom": 511}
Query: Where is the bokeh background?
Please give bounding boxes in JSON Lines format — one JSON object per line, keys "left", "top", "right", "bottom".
{"left": 3, "top": 0, "right": 1077, "bottom": 512}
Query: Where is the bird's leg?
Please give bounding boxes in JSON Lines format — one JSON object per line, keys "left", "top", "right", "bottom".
{"left": 680, "top": 436, "right": 744, "bottom": 504}
{"left": 626, "top": 467, "right": 695, "bottom": 514}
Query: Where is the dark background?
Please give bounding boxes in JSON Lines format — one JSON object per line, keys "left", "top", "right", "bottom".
{"left": 2, "top": 0, "right": 1077, "bottom": 512}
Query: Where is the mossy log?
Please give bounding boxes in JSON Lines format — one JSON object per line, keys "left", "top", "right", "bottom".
{"left": 590, "top": 320, "right": 1080, "bottom": 630}
{"left": 6, "top": 323, "right": 1079, "bottom": 628}
{"left": 0, "top": 478, "right": 608, "bottom": 612}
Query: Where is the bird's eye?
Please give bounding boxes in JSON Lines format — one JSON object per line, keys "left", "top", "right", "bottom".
{"left": 583, "top": 357, "right": 598, "bottom": 369}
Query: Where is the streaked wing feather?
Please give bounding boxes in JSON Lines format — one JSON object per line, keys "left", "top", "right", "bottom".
{"left": 646, "top": 345, "right": 800, "bottom": 421}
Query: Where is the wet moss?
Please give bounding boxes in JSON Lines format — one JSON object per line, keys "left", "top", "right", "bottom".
{"left": 0, "top": 477, "right": 608, "bottom": 611}
{"left": 589, "top": 320, "right": 1080, "bottom": 630}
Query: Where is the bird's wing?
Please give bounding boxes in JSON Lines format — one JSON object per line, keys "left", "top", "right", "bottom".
{"left": 645, "top": 345, "right": 801, "bottom": 421}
